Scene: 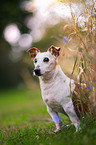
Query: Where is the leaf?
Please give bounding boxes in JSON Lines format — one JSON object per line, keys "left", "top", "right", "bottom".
{"left": 87, "top": 14, "right": 96, "bottom": 23}
{"left": 71, "top": 55, "right": 78, "bottom": 74}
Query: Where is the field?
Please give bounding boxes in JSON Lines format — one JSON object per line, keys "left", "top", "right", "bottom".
{"left": 0, "top": 87, "right": 96, "bottom": 145}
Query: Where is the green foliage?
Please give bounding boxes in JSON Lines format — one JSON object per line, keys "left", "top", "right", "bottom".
{"left": 0, "top": 88, "right": 96, "bottom": 145}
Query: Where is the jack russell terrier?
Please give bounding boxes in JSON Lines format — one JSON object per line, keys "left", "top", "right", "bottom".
{"left": 27, "top": 45, "right": 82, "bottom": 132}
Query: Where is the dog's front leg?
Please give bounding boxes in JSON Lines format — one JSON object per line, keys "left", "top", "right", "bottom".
{"left": 47, "top": 106, "right": 62, "bottom": 132}
{"left": 63, "top": 100, "right": 80, "bottom": 132}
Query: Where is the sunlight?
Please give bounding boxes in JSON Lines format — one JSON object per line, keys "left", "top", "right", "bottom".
{"left": 23, "top": 0, "right": 72, "bottom": 42}
{"left": 18, "top": 34, "right": 32, "bottom": 49}
{"left": 4, "top": 24, "right": 21, "bottom": 44}
{"left": 31, "top": 0, "right": 71, "bottom": 18}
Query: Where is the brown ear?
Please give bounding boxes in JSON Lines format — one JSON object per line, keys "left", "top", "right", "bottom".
{"left": 27, "top": 47, "right": 40, "bottom": 59}
{"left": 48, "top": 45, "right": 61, "bottom": 57}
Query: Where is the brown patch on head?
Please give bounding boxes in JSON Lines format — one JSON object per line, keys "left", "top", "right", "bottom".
{"left": 52, "top": 59, "right": 58, "bottom": 71}
{"left": 50, "top": 54, "right": 59, "bottom": 72}
{"left": 27, "top": 47, "right": 40, "bottom": 60}
{"left": 48, "top": 45, "right": 61, "bottom": 57}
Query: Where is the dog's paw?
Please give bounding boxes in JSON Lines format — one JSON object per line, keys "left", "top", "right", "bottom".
{"left": 54, "top": 128, "right": 61, "bottom": 133}
{"left": 55, "top": 121, "right": 63, "bottom": 133}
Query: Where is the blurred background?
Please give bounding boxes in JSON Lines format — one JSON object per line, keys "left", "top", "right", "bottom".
{"left": 0, "top": 0, "right": 95, "bottom": 127}
{"left": 0, "top": 0, "right": 95, "bottom": 89}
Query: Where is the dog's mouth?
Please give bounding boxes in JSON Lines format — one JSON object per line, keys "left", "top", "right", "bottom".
{"left": 33, "top": 68, "right": 43, "bottom": 76}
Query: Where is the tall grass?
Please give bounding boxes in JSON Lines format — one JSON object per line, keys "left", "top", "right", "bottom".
{"left": 59, "top": 0, "right": 96, "bottom": 117}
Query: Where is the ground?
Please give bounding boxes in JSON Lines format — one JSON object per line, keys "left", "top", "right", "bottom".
{"left": 0, "top": 87, "right": 96, "bottom": 145}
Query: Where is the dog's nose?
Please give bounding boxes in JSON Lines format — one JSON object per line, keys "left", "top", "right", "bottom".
{"left": 34, "top": 68, "right": 41, "bottom": 76}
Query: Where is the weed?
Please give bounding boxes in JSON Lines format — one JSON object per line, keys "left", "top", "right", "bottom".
{"left": 57, "top": 0, "right": 96, "bottom": 118}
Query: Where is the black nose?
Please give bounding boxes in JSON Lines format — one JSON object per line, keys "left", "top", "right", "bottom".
{"left": 34, "top": 68, "right": 41, "bottom": 76}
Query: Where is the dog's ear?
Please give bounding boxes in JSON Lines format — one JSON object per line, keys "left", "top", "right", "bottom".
{"left": 48, "top": 45, "right": 61, "bottom": 57}
{"left": 27, "top": 47, "right": 40, "bottom": 59}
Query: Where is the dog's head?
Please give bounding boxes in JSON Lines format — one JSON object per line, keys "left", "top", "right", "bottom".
{"left": 27, "top": 45, "right": 61, "bottom": 76}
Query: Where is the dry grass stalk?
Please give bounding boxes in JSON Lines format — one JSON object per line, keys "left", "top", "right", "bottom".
{"left": 60, "top": 0, "right": 96, "bottom": 118}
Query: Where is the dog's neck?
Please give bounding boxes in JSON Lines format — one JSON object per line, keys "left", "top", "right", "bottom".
{"left": 39, "top": 64, "right": 68, "bottom": 86}
{"left": 39, "top": 64, "right": 59, "bottom": 83}
{"left": 39, "top": 64, "right": 71, "bottom": 94}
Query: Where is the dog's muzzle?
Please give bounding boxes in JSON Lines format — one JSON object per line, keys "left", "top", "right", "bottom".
{"left": 33, "top": 68, "right": 42, "bottom": 76}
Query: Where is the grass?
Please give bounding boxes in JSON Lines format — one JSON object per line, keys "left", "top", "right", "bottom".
{"left": 0, "top": 87, "right": 96, "bottom": 145}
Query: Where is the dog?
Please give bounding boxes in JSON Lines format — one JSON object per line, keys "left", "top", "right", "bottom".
{"left": 27, "top": 45, "right": 81, "bottom": 132}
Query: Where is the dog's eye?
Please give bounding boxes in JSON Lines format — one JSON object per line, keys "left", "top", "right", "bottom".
{"left": 34, "top": 58, "right": 37, "bottom": 63}
{"left": 43, "top": 57, "right": 49, "bottom": 62}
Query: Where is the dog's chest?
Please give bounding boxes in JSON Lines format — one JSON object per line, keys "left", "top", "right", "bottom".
{"left": 40, "top": 77, "right": 74, "bottom": 113}
{"left": 44, "top": 95, "right": 65, "bottom": 113}
{"left": 39, "top": 67, "right": 75, "bottom": 113}
{"left": 41, "top": 76, "right": 71, "bottom": 99}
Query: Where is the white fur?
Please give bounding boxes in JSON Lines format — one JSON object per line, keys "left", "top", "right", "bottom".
{"left": 33, "top": 51, "right": 80, "bottom": 132}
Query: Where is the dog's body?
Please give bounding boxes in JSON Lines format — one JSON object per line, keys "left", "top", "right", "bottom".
{"left": 27, "top": 45, "right": 80, "bottom": 132}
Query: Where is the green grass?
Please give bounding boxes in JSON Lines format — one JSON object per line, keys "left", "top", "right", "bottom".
{"left": 0, "top": 88, "right": 96, "bottom": 145}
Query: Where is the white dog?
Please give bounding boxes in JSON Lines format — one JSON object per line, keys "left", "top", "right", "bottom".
{"left": 27, "top": 45, "right": 81, "bottom": 132}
